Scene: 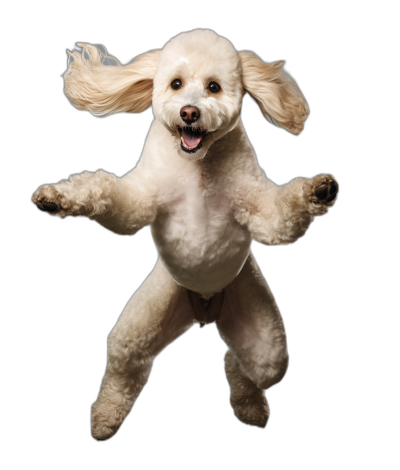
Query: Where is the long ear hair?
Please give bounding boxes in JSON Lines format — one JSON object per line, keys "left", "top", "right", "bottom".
{"left": 239, "top": 51, "right": 309, "bottom": 135}
{"left": 63, "top": 44, "right": 160, "bottom": 116}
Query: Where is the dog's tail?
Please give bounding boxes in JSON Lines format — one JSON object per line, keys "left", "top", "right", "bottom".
{"left": 63, "top": 43, "right": 160, "bottom": 116}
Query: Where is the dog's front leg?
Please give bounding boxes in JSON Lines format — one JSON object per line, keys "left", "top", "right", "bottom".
{"left": 235, "top": 174, "right": 339, "bottom": 245}
{"left": 32, "top": 169, "right": 157, "bottom": 234}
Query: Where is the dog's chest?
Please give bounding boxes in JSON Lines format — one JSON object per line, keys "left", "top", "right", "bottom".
{"left": 159, "top": 167, "right": 232, "bottom": 238}
{"left": 151, "top": 165, "right": 250, "bottom": 292}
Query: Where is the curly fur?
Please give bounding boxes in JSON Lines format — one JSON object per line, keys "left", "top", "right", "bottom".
{"left": 225, "top": 350, "right": 270, "bottom": 428}
{"left": 33, "top": 29, "right": 338, "bottom": 440}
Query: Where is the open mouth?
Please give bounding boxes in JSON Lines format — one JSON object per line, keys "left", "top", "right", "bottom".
{"left": 179, "top": 126, "right": 207, "bottom": 153}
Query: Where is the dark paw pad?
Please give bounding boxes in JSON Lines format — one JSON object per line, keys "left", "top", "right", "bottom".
{"left": 315, "top": 180, "right": 338, "bottom": 204}
{"left": 42, "top": 202, "right": 57, "bottom": 212}
{"left": 37, "top": 201, "right": 58, "bottom": 212}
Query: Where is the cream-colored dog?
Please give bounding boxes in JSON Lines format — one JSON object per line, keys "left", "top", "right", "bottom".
{"left": 32, "top": 29, "right": 338, "bottom": 440}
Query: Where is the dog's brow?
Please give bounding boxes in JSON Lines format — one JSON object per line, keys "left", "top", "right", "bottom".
{"left": 174, "top": 56, "right": 188, "bottom": 65}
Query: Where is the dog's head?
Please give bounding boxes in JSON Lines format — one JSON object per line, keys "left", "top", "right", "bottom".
{"left": 64, "top": 30, "right": 309, "bottom": 160}
{"left": 152, "top": 30, "right": 242, "bottom": 160}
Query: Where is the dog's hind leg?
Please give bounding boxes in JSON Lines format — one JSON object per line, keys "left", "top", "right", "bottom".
{"left": 224, "top": 350, "right": 270, "bottom": 427}
{"left": 91, "top": 259, "right": 195, "bottom": 440}
{"left": 217, "top": 254, "right": 288, "bottom": 428}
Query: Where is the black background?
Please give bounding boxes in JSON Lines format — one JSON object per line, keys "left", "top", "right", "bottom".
{"left": 17, "top": 4, "right": 360, "bottom": 468}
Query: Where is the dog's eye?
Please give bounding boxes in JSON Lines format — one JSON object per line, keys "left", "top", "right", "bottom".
{"left": 171, "top": 79, "right": 182, "bottom": 90}
{"left": 208, "top": 82, "right": 221, "bottom": 93}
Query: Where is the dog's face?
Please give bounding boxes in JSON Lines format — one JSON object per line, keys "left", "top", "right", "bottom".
{"left": 152, "top": 30, "right": 243, "bottom": 160}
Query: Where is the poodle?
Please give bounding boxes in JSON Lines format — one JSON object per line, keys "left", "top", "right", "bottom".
{"left": 32, "top": 29, "right": 338, "bottom": 440}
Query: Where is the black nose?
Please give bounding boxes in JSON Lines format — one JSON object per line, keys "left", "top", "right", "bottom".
{"left": 180, "top": 106, "right": 200, "bottom": 124}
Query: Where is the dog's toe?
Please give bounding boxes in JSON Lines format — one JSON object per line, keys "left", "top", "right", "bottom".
{"left": 35, "top": 202, "right": 47, "bottom": 212}
{"left": 315, "top": 185, "right": 328, "bottom": 201}
{"left": 37, "top": 201, "right": 58, "bottom": 212}
{"left": 42, "top": 202, "right": 57, "bottom": 212}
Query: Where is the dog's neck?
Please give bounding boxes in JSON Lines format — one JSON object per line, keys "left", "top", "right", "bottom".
{"left": 140, "top": 118, "right": 255, "bottom": 181}
{"left": 209, "top": 118, "right": 244, "bottom": 150}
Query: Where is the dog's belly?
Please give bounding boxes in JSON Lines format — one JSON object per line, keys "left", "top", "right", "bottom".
{"left": 151, "top": 192, "right": 251, "bottom": 295}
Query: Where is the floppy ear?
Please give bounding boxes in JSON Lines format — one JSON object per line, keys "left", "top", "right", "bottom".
{"left": 63, "top": 44, "right": 160, "bottom": 116}
{"left": 239, "top": 51, "right": 309, "bottom": 135}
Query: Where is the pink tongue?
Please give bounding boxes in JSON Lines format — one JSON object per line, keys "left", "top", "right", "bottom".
{"left": 181, "top": 128, "right": 202, "bottom": 149}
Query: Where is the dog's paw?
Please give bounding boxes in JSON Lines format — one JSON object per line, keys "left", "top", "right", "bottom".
{"left": 91, "top": 421, "right": 120, "bottom": 441}
{"left": 311, "top": 176, "right": 338, "bottom": 204}
{"left": 91, "top": 402, "right": 122, "bottom": 441}
{"left": 32, "top": 184, "right": 74, "bottom": 216}
{"left": 231, "top": 393, "right": 269, "bottom": 428}
{"left": 304, "top": 174, "right": 339, "bottom": 215}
